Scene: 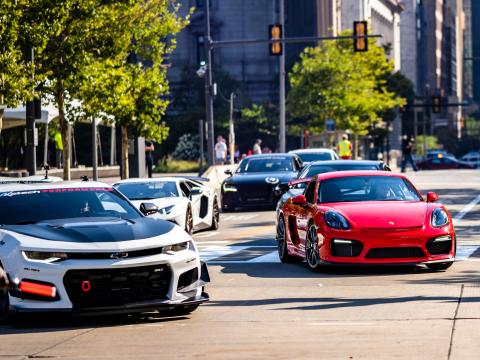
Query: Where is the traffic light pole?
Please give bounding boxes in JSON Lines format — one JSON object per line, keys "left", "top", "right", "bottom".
{"left": 204, "top": 0, "right": 215, "bottom": 167}
{"left": 279, "top": 0, "right": 286, "bottom": 153}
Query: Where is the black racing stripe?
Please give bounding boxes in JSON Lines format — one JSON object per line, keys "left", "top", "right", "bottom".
{"left": 3, "top": 217, "right": 176, "bottom": 242}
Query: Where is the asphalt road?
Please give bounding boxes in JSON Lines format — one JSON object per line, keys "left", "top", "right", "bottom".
{"left": 1, "top": 170, "right": 480, "bottom": 359}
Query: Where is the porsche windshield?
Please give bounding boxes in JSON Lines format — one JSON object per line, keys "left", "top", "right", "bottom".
{"left": 318, "top": 176, "right": 421, "bottom": 203}
{"left": 0, "top": 188, "right": 141, "bottom": 225}
{"left": 237, "top": 157, "right": 293, "bottom": 173}
{"left": 115, "top": 181, "right": 179, "bottom": 200}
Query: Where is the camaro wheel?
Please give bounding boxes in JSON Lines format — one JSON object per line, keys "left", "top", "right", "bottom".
{"left": 0, "top": 285, "right": 14, "bottom": 325}
{"left": 277, "top": 217, "right": 301, "bottom": 263}
{"left": 210, "top": 198, "right": 220, "bottom": 230}
{"left": 426, "top": 262, "right": 453, "bottom": 271}
{"left": 305, "top": 224, "right": 322, "bottom": 271}
{"left": 185, "top": 207, "right": 194, "bottom": 235}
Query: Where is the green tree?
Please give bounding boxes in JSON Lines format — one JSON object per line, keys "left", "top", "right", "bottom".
{"left": 287, "top": 33, "right": 405, "bottom": 156}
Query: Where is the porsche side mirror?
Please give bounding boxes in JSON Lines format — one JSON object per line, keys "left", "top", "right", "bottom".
{"left": 292, "top": 194, "right": 307, "bottom": 205}
{"left": 190, "top": 188, "right": 203, "bottom": 197}
{"left": 426, "top": 192, "right": 439, "bottom": 203}
{"left": 140, "top": 202, "right": 158, "bottom": 216}
{"left": 224, "top": 169, "right": 233, "bottom": 176}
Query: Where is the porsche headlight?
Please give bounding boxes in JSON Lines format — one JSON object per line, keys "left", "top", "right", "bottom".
{"left": 162, "top": 241, "right": 192, "bottom": 254}
{"left": 431, "top": 208, "right": 449, "bottom": 227}
{"left": 324, "top": 211, "right": 350, "bottom": 230}
{"left": 223, "top": 183, "right": 237, "bottom": 192}
{"left": 23, "top": 251, "right": 68, "bottom": 263}
{"left": 158, "top": 205, "right": 175, "bottom": 215}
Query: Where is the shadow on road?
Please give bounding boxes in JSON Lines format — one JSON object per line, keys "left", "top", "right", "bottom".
{"left": 0, "top": 312, "right": 188, "bottom": 335}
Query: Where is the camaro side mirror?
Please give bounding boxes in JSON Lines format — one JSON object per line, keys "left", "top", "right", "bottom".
{"left": 292, "top": 194, "right": 307, "bottom": 205}
{"left": 140, "top": 202, "right": 159, "bottom": 216}
{"left": 426, "top": 192, "right": 439, "bottom": 203}
{"left": 224, "top": 169, "right": 233, "bottom": 176}
{"left": 190, "top": 188, "right": 203, "bottom": 197}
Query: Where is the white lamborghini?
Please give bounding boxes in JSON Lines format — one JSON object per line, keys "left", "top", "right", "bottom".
{"left": 0, "top": 181, "right": 209, "bottom": 323}
{"left": 113, "top": 177, "right": 220, "bottom": 234}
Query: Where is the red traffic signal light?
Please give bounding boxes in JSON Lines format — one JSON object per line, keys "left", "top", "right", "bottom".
{"left": 269, "top": 24, "right": 282, "bottom": 56}
{"left": 353, "top": 21, "right": 368, "bottom": 52}
{"left": 432, "top": 96, "right": 441, "bottom": 113}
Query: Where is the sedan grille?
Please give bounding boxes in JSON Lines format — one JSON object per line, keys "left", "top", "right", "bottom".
{"left": 365, "top": 247, "right": 425, "bottom": 259}
{"left": 64, "top": 264, "right": 171, "bottom": 309}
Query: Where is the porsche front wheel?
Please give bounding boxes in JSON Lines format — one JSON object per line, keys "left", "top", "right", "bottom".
{"left": 277, "top": 217, "right": 301, "bottom": 263}
{"left": 305, "top": 224, "right": 322, "bottom": 271}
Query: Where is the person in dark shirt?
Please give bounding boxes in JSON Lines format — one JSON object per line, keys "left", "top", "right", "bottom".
{"left": 145, "top": 140, "right": 155, "bottom": 178}
{"left": 401, "top": 135, "right": 418, "bottom": 173}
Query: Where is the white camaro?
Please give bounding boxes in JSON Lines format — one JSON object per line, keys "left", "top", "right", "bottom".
{"left": 113, "top": 177, "right": 220, "bottom": 234}
{"left": 0, "top": 181, "right": 209, "bottom": 323}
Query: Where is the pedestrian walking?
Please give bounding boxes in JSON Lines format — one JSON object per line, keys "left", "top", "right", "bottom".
{"left": 215, "top": 136, "right": 227, "bottom": 165}
{"left": 253, "top": 139, "right": 262, "bottom": 154}
{"left": 401, "top": 135, "right": 418, "bottom": 173}
{"left": 145, "top": 140, "right": 155, "bottom": 178}
{"left": 54, "top": 128, "right": 63, "bottom": 168}
{"left": 337, "top": 134, "right": 352, "bottom": 160}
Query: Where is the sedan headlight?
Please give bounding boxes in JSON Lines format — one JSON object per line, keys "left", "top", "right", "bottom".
{"left": 158, "top": 205, "right": 175, "bottom": 215}
{"left": 324, "top": 211, "right": 350, "bottom": 230}
{"left": 222, "top": 183, "right": 237, "bottom": 192}
{"left": 23, "top": 251, "right": 68, "bottom": 263}
{"left": 431, "top": 208, "right": 449, "bottom": 227}
{"left": 162, "top": 241, "right": 192, "bottom": 254}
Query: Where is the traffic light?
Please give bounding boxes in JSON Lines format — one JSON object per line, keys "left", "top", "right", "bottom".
{"left": 353, "top": 21, "right": 368, "bottom": 52}
{"left": 269, "top": 24, "right": 282, "bottom": 56}
{"left": 432, "top": 96, "right": 441, "bottom": 113}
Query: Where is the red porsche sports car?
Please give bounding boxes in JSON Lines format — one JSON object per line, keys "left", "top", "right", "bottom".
{"left": 277, "top": 171, "right": 455, "bottom": 271}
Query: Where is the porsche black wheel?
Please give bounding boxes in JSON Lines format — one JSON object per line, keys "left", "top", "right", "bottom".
{"left": 210, "top": 198, "right": 220, "bottom": 230}
{"left": 185, "top": 207, "right": 194, "bottom": 235}
{"left": 426, "top": 262, "right": 453, "bottom": 271}
{"left": 305, "top": 224, "right": 322, "bottom": 271}
{"left": 277, "top": 217, "right": 301, "bottom": 263}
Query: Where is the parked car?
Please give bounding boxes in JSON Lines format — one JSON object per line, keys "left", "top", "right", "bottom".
{"left": 416, "top": 156, "right": 475, "bottom": 170}
{"left": 461, "top": 151, "right": 480, "bottom": 168}
{"left": 276, "top": 171, "right": 455, "bottom": 271}
{"left": 114, "top": 176, "right": 219, "bottom": 234}
{"left": 426, "top": 150, "right": 455, "bottom": 160}
{"left": 288, "top": 148, "right": 339, "bottom": 164}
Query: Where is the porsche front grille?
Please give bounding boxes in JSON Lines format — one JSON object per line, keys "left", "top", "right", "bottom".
{"left": 365, "top": 247, "right": 425, "bottom": 259}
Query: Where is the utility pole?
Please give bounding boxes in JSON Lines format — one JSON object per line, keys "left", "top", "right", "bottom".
{"left": 204, "top": 0, "right": 215, "bottom": 166}
{"left": 423, "top": 84, "right": 430, "bottom": 157}
{"left": 279, "top": 0, "right": 286, "bottom": 153}
{"left": 199, "top": 119, "right": 204, "bottom": 176}
{"left": 229, "top": 93, "right": 235, "bottom": 165}
{"left": 25, "top": 41, "right": 36, "bottom": 175}
{"left": 92, "top": 118, "right": 98, "bottom": 181}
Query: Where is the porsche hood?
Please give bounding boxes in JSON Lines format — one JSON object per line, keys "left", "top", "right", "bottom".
{"left": 331, "top": 201, "right": 429, "bottom": 229}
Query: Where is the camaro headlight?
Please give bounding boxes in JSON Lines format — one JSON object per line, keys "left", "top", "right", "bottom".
{"left": 324, "top": 211, "right": 350, "bottom": 230}
{"left": 23, "top": 251, "right": 68, "bottom": 263}
{"left": 223, "top": 183, "right": 237, "bottom": 192}
{"left": 162, "top": 241, "right": 192, "bottom": 254}
{"left": 431, "top": 208, "right": 449, "bottom": 227}
{"left": 158, "top": 205, "right": 175, "bottom": 215}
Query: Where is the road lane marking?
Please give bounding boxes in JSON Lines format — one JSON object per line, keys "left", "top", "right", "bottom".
{"left": 456, "top": 245, "right": 480, "bottom": 260}
{"left": 453, "top": 194, "right": 480, "bottom": 224}
{"left": 195, "top": 231, "right": 220, "bottom": 238}
{"left": 221, "top": 214, "right": 257, "bottom": 222}
{"left": 247, "top": 251, "right": 280, "bottom": 263}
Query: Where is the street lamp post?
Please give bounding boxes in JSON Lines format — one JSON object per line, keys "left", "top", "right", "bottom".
{"left": 279, "top": 0, "right": 286, "bottom": 153}
{"left": 204, "top": 0, "right": 215, "bottom": 166}
{"left": 229, "top": 93, "right": 235, "bottom": 165}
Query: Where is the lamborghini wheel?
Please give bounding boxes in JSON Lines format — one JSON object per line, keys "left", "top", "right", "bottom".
{"left": 210, "top": 198, "right": 220, "bottom": 230}
{"left": 185, "top": 207, "right": 194, "bottom": 235}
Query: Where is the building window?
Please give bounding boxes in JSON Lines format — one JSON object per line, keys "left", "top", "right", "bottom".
{"left": 196, "top": 35, "right": 205, "bottom": 65}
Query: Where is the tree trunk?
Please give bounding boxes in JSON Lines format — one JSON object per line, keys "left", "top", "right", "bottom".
{"left": 353, "top": 134, "right": 359, "bottom": 160}
{"left": 0, "top": 94, "right": 4, "bottom": 136}
{"left": 121, "top": 125, "right": 129, "bottom": 179}
{"left": 55, "top": 80, "right": 71, "bottom": 180}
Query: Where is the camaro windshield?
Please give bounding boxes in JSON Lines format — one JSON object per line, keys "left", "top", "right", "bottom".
{"left": 318, "top": 176, "right": 421, "bottom": 203}
{"left": 115, "top": 181, "right": 179, "bottom": 200}
{"left": 237, "top": 157, "right": 293, "bottom": 173}
{"left": 0, "top": 188, "right": 141, "bottom": 225}
{"left": 295, "top": 153, "right": 332, "bottom": 162}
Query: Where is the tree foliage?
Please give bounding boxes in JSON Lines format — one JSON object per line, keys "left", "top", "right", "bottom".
{"left": 287, "top": 33, "right": 406, "bottom": 137}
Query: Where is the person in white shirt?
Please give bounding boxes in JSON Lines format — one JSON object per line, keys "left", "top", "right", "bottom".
{"left": 253, "top": 139, "right": 262, "bottom": 154}
{"left": 215, "top": 136, "right": 227, "bottom": 165}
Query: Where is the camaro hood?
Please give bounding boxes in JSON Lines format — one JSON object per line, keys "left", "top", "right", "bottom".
{"left": 331, "top": 201, "right": 428, "bottom": 229}
{"left": 1, "top": 217, "right": 189, "bottom": 251}
{"left": 227, "top": 171, "right": 298, "bottom": 185}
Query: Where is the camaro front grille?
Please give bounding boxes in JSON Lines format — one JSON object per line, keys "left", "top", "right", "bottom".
{"left": 365, "top": 247, "right": 425, "bottom": 259}
{"left": 64, "top": 264, "right": 171, "bottom": 309}
{"left": 64, "top": 247, "right": 164, "bottom": 260}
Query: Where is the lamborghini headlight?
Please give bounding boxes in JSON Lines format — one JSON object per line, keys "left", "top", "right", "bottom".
{"left": 23, "top": 251, "right": 68, "bottom": 263}
{"left": 162, "top": 241, "right": 193, "bottom": 254}
{"left": 431, "top": 208, "right": 449, "bottom": 228}
{"left": 158, "top": 205, "right": 175, "bottom": 215}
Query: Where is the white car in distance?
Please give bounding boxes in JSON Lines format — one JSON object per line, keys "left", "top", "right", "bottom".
{"left": 114, "top": 177, "right": 220, "bottom": 234}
